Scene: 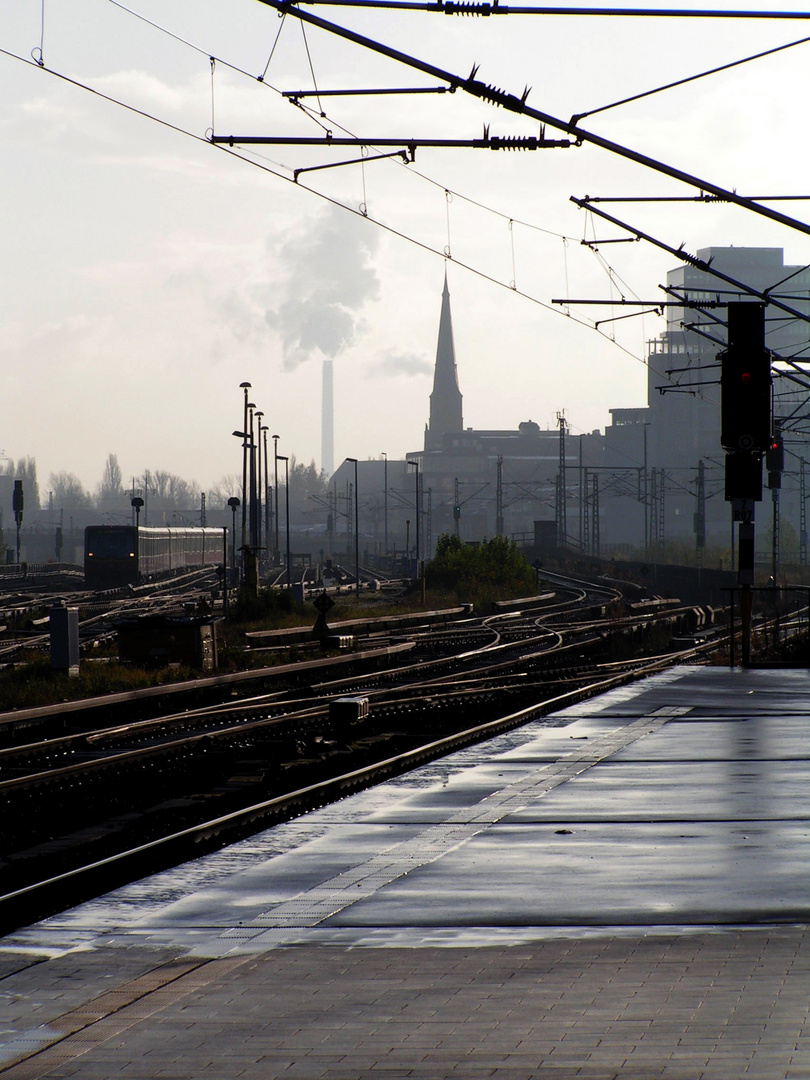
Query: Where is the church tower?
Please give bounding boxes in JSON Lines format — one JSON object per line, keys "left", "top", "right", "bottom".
{"left": 426, "top": 274, "right": 463, "bottom": 451}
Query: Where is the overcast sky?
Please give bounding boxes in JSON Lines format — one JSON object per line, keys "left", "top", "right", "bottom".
{"left": 3, "top": 0, "right": 810, "bottom": 498}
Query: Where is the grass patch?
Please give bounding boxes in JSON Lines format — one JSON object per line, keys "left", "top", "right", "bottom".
{"left": 0, "top": 650, "right": 203, "bottom": 712}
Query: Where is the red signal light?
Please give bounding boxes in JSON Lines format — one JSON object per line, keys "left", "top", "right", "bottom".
{"left": 741, "top": 372, "right": 751, "bottom": 384}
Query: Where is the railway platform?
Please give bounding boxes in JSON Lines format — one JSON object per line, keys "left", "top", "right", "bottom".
{"left": 2, "top": 664, "right": 810, "bottom": 1079}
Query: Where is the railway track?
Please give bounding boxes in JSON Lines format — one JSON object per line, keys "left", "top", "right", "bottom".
{"left": 0, "top": 568, "right": 224, "bottom": 662}
{"left": 0, "top": 574, "right": 728, "bottom": 933}
{"left": 0, "top": 644, "right": 715, "bottom": 936}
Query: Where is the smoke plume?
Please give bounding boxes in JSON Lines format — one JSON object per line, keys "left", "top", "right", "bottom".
{"left": 265, "top": 206, "right": 380, "bottom": 370}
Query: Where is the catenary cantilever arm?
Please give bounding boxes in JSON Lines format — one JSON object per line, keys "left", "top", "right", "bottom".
{"left": 253, "top": 0, "right": 810, "bottom": 238}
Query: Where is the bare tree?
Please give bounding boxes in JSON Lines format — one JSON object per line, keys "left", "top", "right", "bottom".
{"left": 5, "top": 456, "right": 40, "bottom": 509}
{"left": 49, "top": 472, "right": 93, "bottom": 511}
{"left": 99, "top": 453, "right": 123, "bottom": 498}
{"left": 210, "top": 474, "right": 242, "bottom": 503}
{"left": 95, "top": 453, "right": 126, "bottom": 517}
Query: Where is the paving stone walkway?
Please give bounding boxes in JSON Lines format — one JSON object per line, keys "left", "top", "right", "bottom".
{"left": 2, "top": 666, "right": 809, "bottom": 1079}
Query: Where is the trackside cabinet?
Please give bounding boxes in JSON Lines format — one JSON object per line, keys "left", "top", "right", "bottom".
{"left": 50, "top": 605, "right": 80, "bottom": 676}
{"left": 116, "top": 615, "right": 219, "bottom": 671}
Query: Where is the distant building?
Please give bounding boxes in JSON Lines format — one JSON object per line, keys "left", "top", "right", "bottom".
{"left": 331, "top": 278, "right": 600, "bottom": 560}
{"left": 604, "top": 246, "right": 810, "bottom": 553}
{"left": 425, "top": 275, "right": 464, "bottom": 452}
{"left": 410, "top": 277, "right": 600, "bottom": 550}
{"left": 332, "top": 249, "right": 810, "bottom": 566}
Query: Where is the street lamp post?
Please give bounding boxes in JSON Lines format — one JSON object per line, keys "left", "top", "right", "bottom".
{"left": 232, "top": 427, "right": 254, "bottom": 578}
{"left": 346, "top": 458, "right": 359, "bottom": 596}
{"left": 239, "top": 382, "right": 251, "bottom": 559}
{"left": 277, "top": 455, "right": 291, "bottom": 587}
{"left": 247, "top": 401, "right": 258, "bottom": 550}
{"left": 408, "top": 460, "right": 420, "bottom": 564}
{"left": 381, "top": 451, "right": 388, "bottom": 558}
{"left": 254, "top": 410, "right": 263, "bottom": 558}
{"left": 273, "top": 434, "right": 280, "bottom": 564}
{"left": 227, "top": 496, "right": 240, "bottom": 573}
{"left": 261, "top": 423, "right": 270, "bottom": 566}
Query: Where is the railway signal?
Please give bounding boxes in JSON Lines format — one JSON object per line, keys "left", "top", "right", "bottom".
{"left": 12, "top": 480, "right": 23, "bottom": 561}
{"left": 720, "top": 304, "right": 772, "bottom": 668}
{"left": 720, "top": 302, "right": 771, "bottom": 454}
{"left": 766, "top": 430, "right": 784, "bottom": 489}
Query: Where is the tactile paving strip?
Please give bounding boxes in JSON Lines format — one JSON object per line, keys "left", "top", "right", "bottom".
{"left": 246, "top": 708, "right": 690, "bottom": 938}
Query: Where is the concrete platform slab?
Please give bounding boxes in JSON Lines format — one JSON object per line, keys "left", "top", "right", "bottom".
{"left": 1, "top": 665, "right": 810, "bottom": 1079}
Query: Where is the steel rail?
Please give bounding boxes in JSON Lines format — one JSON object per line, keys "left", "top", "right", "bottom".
{"left": 0, "top": 649, "right": 701, "bottom": 933}
{"left": 0, "top": 705, "right": 321, "bottom": 795}
{"left": 310, "top": 629, "right": 605, "bottom": 692}
{"left": 0, "top": 617, "right": 633, "bottom": 776}
{"left": 0, "top": 641, "right": 416, "bottom": 733}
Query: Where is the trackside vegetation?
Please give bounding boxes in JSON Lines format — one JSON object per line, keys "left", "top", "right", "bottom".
{"left": 424, "top": 534, "right": 537, "bottom": 608}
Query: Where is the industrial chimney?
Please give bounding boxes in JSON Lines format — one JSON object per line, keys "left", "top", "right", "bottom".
{"left": 322, "top": 359, "right": 334, "bottom": 476}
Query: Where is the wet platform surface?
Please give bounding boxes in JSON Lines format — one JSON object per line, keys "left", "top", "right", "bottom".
{"left": 2, "top": 665, "right": 809, "bottom": 1078}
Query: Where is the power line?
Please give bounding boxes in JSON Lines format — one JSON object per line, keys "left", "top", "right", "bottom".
{"left": 264, "top": 1, "right": 810, "bottom": 18}
{"left": 570, "top": 31, "right": 810, "bottom": 125}
{"left": 0, "top": 42, "right": 649, "bottom": 372}
{"left": 253, "top": 0, "right": 810, "bottom": 240}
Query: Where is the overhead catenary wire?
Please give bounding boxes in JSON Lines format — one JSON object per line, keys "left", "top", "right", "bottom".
{"left": 270, "top": 1, "right": 810, "bottom": 18}
{"left": 570, "top": 32, "right": 810, "bottom": 124}
{"left": 252, "top": 0, "right": 810, "bottom": 240}
{"left": 260, "top": 12, "right": 288, "bottom": 81}
{"left": 299, "top": 20, "right": 325, "bottom": 115}
{"left": 101, "top": 0, "right": 810, "bottom": 266}
{"left": 7, "top": 0, "right": 800, "bottom": 395}
{"left": 33, "top": 0, "right": 45, "bottom": 65}
{"left": 106, "top": 0, "right": 579, "bottom": 253}
{"left": 0, "top": 43, "right": 648, "bottom": 367}
{"left": 571, "top": 198, "right": 810, "bottom": 328}
{"left": 106, "top": 0, "right": 283, "bottom": 92}
{"left": 210, "top": 56, "right": 216, "bottom": 134}
{"left": 104, "top": 2, "right": 585, "bottom": 248}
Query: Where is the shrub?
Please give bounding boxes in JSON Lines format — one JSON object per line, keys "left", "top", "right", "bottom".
{"left": 425, "top": 534, "right": 536, "bottom": 607}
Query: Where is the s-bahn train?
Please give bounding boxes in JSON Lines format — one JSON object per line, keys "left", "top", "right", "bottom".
{"left": 84, "top": 525, "right": 224, "bottom": 590}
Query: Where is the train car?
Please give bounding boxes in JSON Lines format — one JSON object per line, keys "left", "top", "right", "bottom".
{"left": 84, "top": 525, "right": 224, "bottom": 590}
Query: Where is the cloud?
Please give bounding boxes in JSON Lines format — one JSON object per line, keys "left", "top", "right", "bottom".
{"left": 94, "top": 70, "right": 200, "bottom": 115}
{"left": 366, "top": 350, "right": 432, "bottom": 378}
{"left": 264, "top": 205, "right": 380, "bottom": 369}
{"left": 20, "top": 97, "right": 83, "bottom": 126}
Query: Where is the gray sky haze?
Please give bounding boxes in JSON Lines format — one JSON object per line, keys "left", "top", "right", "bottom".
{"left": 3, "top": 0, "right": 810, "bottom": 497}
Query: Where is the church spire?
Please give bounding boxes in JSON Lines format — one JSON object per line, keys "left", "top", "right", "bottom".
{"left": 426, "top": 273, "right": 463, "bottom": 450}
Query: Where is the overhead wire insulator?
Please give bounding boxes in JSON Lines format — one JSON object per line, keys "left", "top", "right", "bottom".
{"left": 488, "top": 136, "right": 538, "bottom": 150}
{"left": 443, "top": 1, "right": 492, "bottom": 14}
{"left": 471, "top": 81, "right": 524, "bottom": 111}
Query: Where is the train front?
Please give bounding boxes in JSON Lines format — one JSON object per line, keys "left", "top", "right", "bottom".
{"left": 84, "top": 526, "right": 139, "bottom": 589}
